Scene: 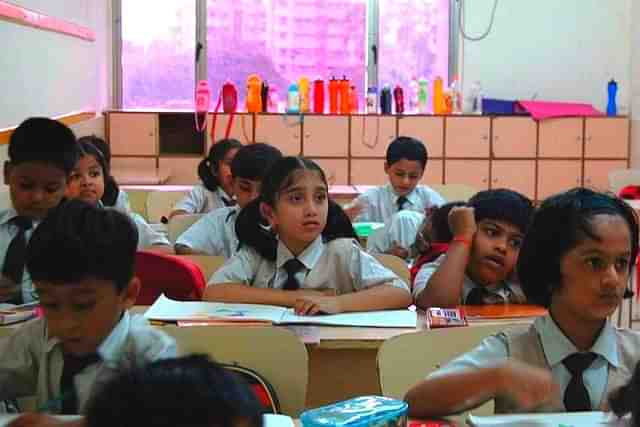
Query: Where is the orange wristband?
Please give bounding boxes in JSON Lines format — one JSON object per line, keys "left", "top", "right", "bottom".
{"left": 451, "top": 236, "right": 472, "bottom": 248}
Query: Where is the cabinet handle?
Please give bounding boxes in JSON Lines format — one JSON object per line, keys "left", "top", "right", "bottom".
{"left": 148, "top": 132, "right": 154, "bottom": 137}
{"left": 492, "top": 178, "right": 498, "bottom": 183}
{"left": 586, "top": 136, "right": 592, "bottom": 142}
{"left": 293, "top": 134, "right": 299, "bottom": 138}
{"left": 481, "top": 135, "right": 489, "bottom": 141}
{"left": 482, "top": 178, "right": 487, "bottom": 183}
{"left": 493, "top": 136, "right": 499, "bottom": 141}
{"left": 575, "top": 136, "right": 582, "bottom": 142}
{"left": 304, "top": 133, "right": 311, "bottom": 138}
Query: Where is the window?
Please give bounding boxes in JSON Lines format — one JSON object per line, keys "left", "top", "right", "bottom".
{"left": 117, "top": 1, "right": 451, "bottom": 111}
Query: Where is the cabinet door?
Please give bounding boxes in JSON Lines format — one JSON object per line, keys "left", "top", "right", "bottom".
{"left": 538, "top": 118, "right": 582, "bottom": 158}
{"left": 492, "top": 117, "right": 537, "bottom": 158}
{"left": 350, "top": 159, "right": 387, "bottom": 185}
{"left": 397, "top": 116, "right": 444, "bottom": 157}
{"left": 491, "top": 160, "right": 536, "bottom": 200}
{"left": 584, "top": 118, "right": 629, "bottom": 158}
{"left": 109, "top": 113, "right": 157, "bottom": 156}
{"left": 445, "top": 117, "right": 490, "bottom": 158}
{"left": 445, "top": 160, "right": 489, "bottom": 191}
{"left": 423, "top": 160, "right": 444, "bottom": 185}
{"left": 159, "top": 157, "right": 201, "bottom": 185}
{"left": 537, "top": 160, "right": 582, "bottom": 200}
{"left": 207, "top": 113, "right": 253, "bottom": 147}
{"left": 309, "top": 158, "right": 349, "bottom": 185}
{"left": 254, "top": 114, "right": 301, "bottom": 155}
{"left": 303, "top": 116, "right": 349, "bottom": 157}
{"left": 350, "top": 116, "right": 397, "bottom": 157}
{"left": 111, "top": 158, "right": 160, "bottom": 185}
{"left": 584, "top": 160, "right": 628, "bottom": 192}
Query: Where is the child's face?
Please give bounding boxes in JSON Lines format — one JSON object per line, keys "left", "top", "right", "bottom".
{"left": 217, "top": 148, "right": 239, "bottom": 195}
{"left": 553, "top": 214, "right": 631, "bottom": 322}
{"left": 261, "top": 170, "right": 328, "bottom": 255}
{"left": 232, "top": 177, "right": 261, "bottom": 209}
{"left": 36, "top": 278, "right": 139, "bottom": 356}
{"left": 65, "top": 155, "right": 105, "bottom": 206}
{"left": 384, "top": 159, "right": 424, "bottom": 196}
{"left": 4, "top": 161, "right": 67, "bottom": 220}
{"left": 467, "top": 219, "right": 524, "bottom": 286}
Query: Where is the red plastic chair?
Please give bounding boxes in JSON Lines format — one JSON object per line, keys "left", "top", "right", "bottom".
{"left": 134, "top": 251, "right": 206, "bottom": 305}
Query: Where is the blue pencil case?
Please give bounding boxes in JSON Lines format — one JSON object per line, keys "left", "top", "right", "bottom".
{"left": 300, "top": 396, "right": 408, "bottom": 427}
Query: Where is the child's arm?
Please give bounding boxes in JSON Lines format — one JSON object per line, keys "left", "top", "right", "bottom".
{"left": 405, "top": 360, "right": 558, "bottom": 418}
{"left": 145, "top": 244, "right": 174, "bottom": 255}
{"left": 414, "top": 206, "right": 476, "bottom": 309}
{"left": 293, "top": 284, "right": 411, "bottom": 315}
{"left": 169, "top": 187, "right": 204, "bottom": 219}
{"left": 203, "top": 284, "right": 333, "bottom": 306}
{"left": 174, "top": 213, "right": 225, "bottom": 256}
{"left": 343, "top": 195, "right": 369, "bottom": 222}
{"left": 174, "top": 244, "right": 207, "bottom": 255}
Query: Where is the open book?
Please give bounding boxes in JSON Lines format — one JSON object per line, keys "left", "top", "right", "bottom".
{"left": 0, "top": 302, "right": 38, "bottom": 325}
{"left": 467, "top": 411, "right": 629, "bottom": 427}
{"left": 145, "top": 294, "right": 417, "bottom": 328}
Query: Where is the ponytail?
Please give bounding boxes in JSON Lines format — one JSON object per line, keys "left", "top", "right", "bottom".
{"left": 199, "top": 139, "right": 243, "bottom": 192}
{"left": 235, "top": 197, "right": 278, "bottom": 261}
{"left": 101, "top": 175, "right": 120, "bottom": 207}
{"left": 198, "top": 158, "right": 218, "bottom": 192}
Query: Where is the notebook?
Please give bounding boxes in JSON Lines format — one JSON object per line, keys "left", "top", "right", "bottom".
{"left": 145, "top": 294, "right": 417, "bottom": 328}
{"left": 467, "top": 411, "right": 629, "bottom": 427}
{"left": 0, "top": 303, "right": 38, "bottom": 325}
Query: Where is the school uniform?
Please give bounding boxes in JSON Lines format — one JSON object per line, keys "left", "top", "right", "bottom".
{"left": 428, "top": 315, "right": 640, "bottom": 413}
{"left": 113, "top": 190, "right": 131, "bottom": 213}
{"left": 209, "top": 236, "right": 410, "bottom": 294}
{"left": 173, "top": 183, "right": 234, "bottom": 215}
{"left": 0, "top": 311, "right": 176, "bottom": 414}
{"left": 175, "top": 206, "right": 239, "bottom": 258}
{"left": 129, "top": 212, "right": 171, "bottom": 250}
{"left": 0, "top": 208, "right": 39, "bottom": 304}
{"left": 412, "top": 254, "right": 526, "bottom": 304}
{"left": 366, "top": 210, "right": 425, "bottom": 257}
{"left": 353, "top": 184, "right": 445, "bottom": 223}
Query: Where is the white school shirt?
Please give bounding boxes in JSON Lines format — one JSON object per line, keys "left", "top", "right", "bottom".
{"left": 0, "top": 311, "right": 176, "bottom": 414}
{"left": 173, "top": 183, "right": 233, "bottom": 214}
{"left": 0, "top": 209, "right": 40, "bottom": 303}
{"left": 175, "top": 206, "right": 239, "bottom": 258}
{"left": 353, "top": 184, "right": 445, "bottom": 223}
{"left": 429, "top": 315, "right": 621, "bottom": 411}
{"left": 366, "top": 210, "right": 425, "bottom": 256}
{"left": 412, "top": 254, "right": 526, "bottom": 303}
{"left": 129, "top": 212, "right": 171, "bottom": 249}
{"left": 113, "top": 190, "right": 131, "bottom": 213}
{"left": 208, "top": 235, "right": 409, "bottom": 294}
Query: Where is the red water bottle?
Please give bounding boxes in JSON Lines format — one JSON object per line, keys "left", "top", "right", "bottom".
{"left": 313, "top": 79, "right": 325, "bottom": 113}
{"left": 393, "top": 85, "right": 404, "bottom": 114}
{"left": 329, "top": 77, "right": 339, "bottom": 114}
{"left": 339, "top": 76, "right": 350, "bottom": 115}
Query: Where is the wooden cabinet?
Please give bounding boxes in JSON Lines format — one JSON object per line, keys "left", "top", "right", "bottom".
{"left": 492, "top": 117, "right": 537, "bottom": 158}
{"left": 350, "top": 116, "right": 396, "bottom": 157}
{"left": 109, "top": 113, "right": 157, "bottom": 156}
{"left": 584, "top": 118, "right": 629, "bottom": 158}
{"left": 491, "top": 160, "right": 536, "bottom": 200}
{"left": 584, "top": 160, "right": 628, "bottom": 192}
{"left": 538, "top": 118, "right": 582, "bottom": 158}
{"left": 445, "top": 117, "right": 490, "bottom": 158}
{"left": 158, "top": 157, "right": 201, "bottom": 185}
{"left": 207, "top": 113, "right": 253, "bottom": 147}
{"left": 303, "top": 116, "right": 349, "bottom": 157}
{"left": 445, "top": 160, "right": 489, "bottom": 191}
{"left": 537, "top": 160, "right": 582, "bottom": 200}
{"left": 254, "top": 114, "right": 301, "bottom": 155}
{"left": 423, "top": 160, "right": 444, "bottom": 185}
{"left": 310, "top": 158, "right": 349, "bottom": 185}
{"left": 350, "top": 159, "right": 387, "bottom": 185}
{"left": 397, "top": 116, "right": 444, "bottom": 158}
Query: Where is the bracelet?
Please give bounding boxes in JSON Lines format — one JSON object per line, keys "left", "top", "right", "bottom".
{"left": 451, "top": 236, "right": 472, "bottom": 248}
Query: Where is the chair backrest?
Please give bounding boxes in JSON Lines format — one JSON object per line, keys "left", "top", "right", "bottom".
{"left": 168, "top": 214, "right": 204, "bottom": 243}
{"left": 134, "top": 251, "right": 206, "bottom": 305}
{"left": 176, "top": 255, "right": 227, "bottom": 282}
{"left": 146, "top": 190, "right": 190, "bottom": 223}
{"left": 374, "top": 254, "right": 410, "bottom": 286}
{"left": 377, "top": 324, "right": 511, "bottom": 415}
{"left": 430, "top": 184, "right": 477, "bottom": 202}
{"left": 122, "top": 189, "right": 150, "bottom": 219}
{"left": 609, "top": 168, "right": 640, "bottom": 195}
{"left": 163, "top": 325, "right": 309, "bottom": 417}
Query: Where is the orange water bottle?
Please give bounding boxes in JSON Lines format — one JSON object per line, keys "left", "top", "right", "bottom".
{"left": 433, "top": 76, "right": 444, "bottom": 114}
{"left": 339, "top": 76, "right": 350, "bottom": 114}
{"left": 329, "top": 77, "right": 339, "bottom": 114}
{"left": 299, "top": 77, "right": 310, "bottom": 113}
{"left": 348, "top": 85, "right": 358, "bottom": 113}
{"left": 246, "top": 74, "right": 262, "bottom": 113}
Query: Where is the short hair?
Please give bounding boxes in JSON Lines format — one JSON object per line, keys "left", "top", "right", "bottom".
{"left": 231, "top": 143, "right": 283, "bottom": 181}
{"left": 431, "top": 201, "right": 467, "bottom": 242}
{"left": 85, "top": 355, "right": 264, "bottom": 427}
{"left": 386, "top": 136, "right": 428, "bottom": 169}
{"left": 9, "top": 117, "right": 79, "bottom": 174}
{"left": 517, "top": 188, "right": 639, "bottom": 307}
{"left": 467, "top": 189, "right": 534, "bottom": 235}
{"left": 26, "top": 199, "right": 138, "bottom": 292}
{"left": 79, "top": 135, "right": 111, "bottom": 166}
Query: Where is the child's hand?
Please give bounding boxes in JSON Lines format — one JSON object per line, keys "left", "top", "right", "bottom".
{"left": 496, "top": 360, "right": 559, "bottom": 410}
{"left": 448, "top": 206, "right": 477, "bottom": 239}
{"left": 294, "top": 296, "right": 341, "bottom": 315}
{"left": 386, "top": 242, "right": 409, "bottom": 259}
{"left": 8, "top": 413, "right": 83, "bottom": 427}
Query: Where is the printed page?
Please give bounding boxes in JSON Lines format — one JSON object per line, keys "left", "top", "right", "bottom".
{"left": 467, "top": 411, "right": 629, "bottom": 427}
{"left": 280, "top": 308, "right": 417, "bottom": 328}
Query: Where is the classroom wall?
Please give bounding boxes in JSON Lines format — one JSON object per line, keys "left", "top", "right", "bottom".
{"left": 631, "top": 1, "right": 640, "bottom": 167}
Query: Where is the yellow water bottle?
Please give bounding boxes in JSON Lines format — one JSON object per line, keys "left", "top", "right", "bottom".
{"left": 299, "top": 77, "right": 310, "bottom": 113}
{"left": 433, "top": 76, "right": 444, "bottom": 114}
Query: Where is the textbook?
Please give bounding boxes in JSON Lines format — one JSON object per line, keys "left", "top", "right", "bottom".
{"left": 467, "top": 411, "right": 629, "bottom": 427}
{"left": 0, "top": 303, "right": 37, "bottom": 325}
{"left": 145, "top": 294, "right": 417, "bottom": 328}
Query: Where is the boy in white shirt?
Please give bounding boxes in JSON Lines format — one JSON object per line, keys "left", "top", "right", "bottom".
{"left": 1, "top": 200, "right": 176, "bottom": 426}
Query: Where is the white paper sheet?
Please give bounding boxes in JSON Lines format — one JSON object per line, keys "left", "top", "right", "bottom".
{"left": 467, "top": 411, "right": 629, "bottom": 427}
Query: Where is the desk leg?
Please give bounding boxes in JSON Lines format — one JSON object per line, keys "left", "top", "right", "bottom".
{"left": 305, "top": 347, "right": 380, "bottom": 408}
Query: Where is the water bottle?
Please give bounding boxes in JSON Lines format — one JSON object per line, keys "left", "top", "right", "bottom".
{"left": 313, "top": 79, "right": 325, "bottom": 114}
{"left": 408, "top": 76, "right": 419, "bottom": 112}
{"left": 380, "top": 85, "right": 392, "bottom": 115}
{"left": 472, "top": 81, "right": 483, "bottom": 114}
{"left": 299, "top": 77, "right": 310, "bottom": 113}
{"left": 287, "top": 83, "right": 300, "bottom": 114}
{"left": 393, "top": 85, "right": 404, "bottom": 114}
{"left": 432, "top": 76, "right": 444, "bottom": 114}
{"left": 607, "top": 79, "right": 618, "bottom": 116}
{"left": 417, "top": 78, "right": 429, "bottom": 114}
{"left": 366, "top": 86, "right": 378, "bottom": 114}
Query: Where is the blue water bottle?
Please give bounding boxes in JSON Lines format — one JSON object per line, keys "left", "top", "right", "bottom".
{"left": 607, "top": 79, "right": 618, "bottom": 116}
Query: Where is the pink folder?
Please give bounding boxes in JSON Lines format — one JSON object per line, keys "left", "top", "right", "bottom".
{"left": 517, "top": 100, "right": 604, "bottom": 120}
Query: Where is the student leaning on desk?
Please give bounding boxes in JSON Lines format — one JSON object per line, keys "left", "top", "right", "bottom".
{"left": 0, "top": 201, "right": 175, "bottom": 427}
{"left": 406, "top": 188, "right": 640, "bottom": 419}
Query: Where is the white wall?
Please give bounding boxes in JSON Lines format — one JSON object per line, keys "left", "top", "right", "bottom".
{"left": 461, "top": 0, "right": 632, "bottom": 114}
{"left": 0, "top": 0, "right": 112, "bottom": 129}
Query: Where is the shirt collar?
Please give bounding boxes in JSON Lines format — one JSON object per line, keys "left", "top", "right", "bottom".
{"left": 0, "top": 208, "right": 18, "bottom": 226}
{"left": 534, "top": 314, "right": 619, "bottom": 368}
{"left": 217, "top": 188, "right": 233, "bottom": 201}
{"left": 386, "top": 184, "right": 419, "bottom": 206}
{"left": 276, "top": 235, "right": 324, "bottom": 271}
